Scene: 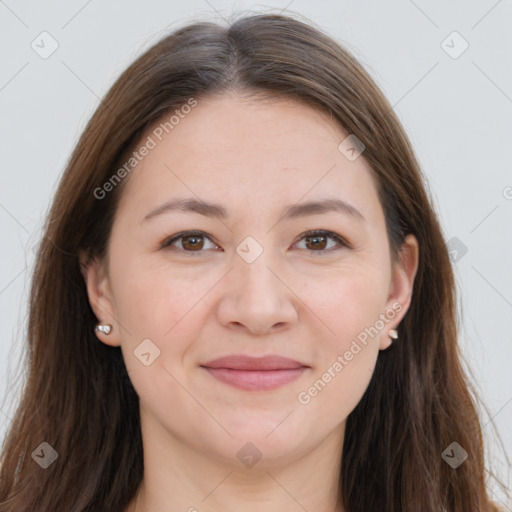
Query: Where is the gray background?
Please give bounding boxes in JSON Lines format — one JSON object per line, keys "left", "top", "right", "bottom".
{"left": 1, "top": 0, "right": 511, "bottom": 506}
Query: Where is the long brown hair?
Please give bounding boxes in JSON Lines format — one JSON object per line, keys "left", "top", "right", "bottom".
{"left": 0, "top": 12, "right": 507, "bottom": 511}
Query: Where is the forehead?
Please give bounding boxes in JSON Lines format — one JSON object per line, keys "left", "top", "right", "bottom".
{"left": 116, "top": 93, "right": 383, "bottom": 225}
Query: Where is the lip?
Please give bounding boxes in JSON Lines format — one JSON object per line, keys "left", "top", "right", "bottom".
{"left": 200, "top": 355, "right": 310, "bottom": 391}
{"left": 201, "top": 355, "right": 308, "bottom": 371}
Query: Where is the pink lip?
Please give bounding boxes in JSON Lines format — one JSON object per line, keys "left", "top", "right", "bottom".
{"left": 200, "top": 355, "right": 310, "bottom": 391}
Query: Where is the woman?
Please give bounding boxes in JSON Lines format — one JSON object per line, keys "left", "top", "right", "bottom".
{"left": 0, "top": 13, "right": 506, "bottom": 512}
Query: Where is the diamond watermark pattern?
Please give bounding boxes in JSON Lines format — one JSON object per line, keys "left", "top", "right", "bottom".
{"left": 338, "top": 134, "right": 365, "bottom": 161}
{"left": 446, "top": 236, "right": 468, "bottom": 263}
{"left": 31, "top": 32, "right": 59, "bottom": 59}
{"left": 31, "top": 442, "right": 58, "bottom": 469}
{"left": 442, "top": 442, "right": 468, "bottom": 468}
{"left": 441, "top": 32, "right": 469, "bottom": 59}
{"left": 236, "top": 442, "right": 263, "bottom": 468}
{"left": 134, "top": 338, "right": 161, "bottom": 366}
{"left": 236, "top": 236, "right": 264, "bottom": 264}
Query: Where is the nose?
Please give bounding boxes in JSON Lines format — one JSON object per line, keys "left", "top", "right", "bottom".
{"left": 216, "top": 249, "right": 298, "bottom": 336}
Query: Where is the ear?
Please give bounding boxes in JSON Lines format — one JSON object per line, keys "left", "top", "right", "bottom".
{"left": 79, "top": 251, "right": 121, "bottom": 347}
{"left": 380, "top": 234, "right": 419, "bottom": 350}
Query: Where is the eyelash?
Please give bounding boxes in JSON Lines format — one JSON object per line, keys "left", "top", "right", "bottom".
{"left": 160, "top": 229, "right": 350, "bottom": 256}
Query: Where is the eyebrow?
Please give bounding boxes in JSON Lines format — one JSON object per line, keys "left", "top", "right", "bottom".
{"left": 142, "top": 197, "right": 365, "bottom": 223}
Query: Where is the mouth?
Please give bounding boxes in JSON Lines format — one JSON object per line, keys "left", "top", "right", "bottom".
{"left": 200, "top": 355, "right": 310, "bottom": 391}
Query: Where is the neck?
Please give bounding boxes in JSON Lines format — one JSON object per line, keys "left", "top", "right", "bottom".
{"left": 126, "top": 415, "right": 346, "bottom": 512}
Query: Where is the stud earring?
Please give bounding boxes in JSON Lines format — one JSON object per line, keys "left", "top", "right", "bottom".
{"left": 388, "top": 328, "right": 398, "bottom": 340}
{"left": 95, "top": 323, "right": 112, "bottom": 335}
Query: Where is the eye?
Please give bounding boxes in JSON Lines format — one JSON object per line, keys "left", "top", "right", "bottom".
{"left": 293, "top": 230, "right": 349, "bottom": 253}
{"left": 161, "top": 231, "right": 221, "bottom": 254}
{"left": 161, "top": 229, "right": 349, "bottom": 256}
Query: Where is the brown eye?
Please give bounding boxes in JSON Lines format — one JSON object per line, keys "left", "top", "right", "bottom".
{"left": 162, "top": 229, "right": 348, "bottom": 256}
{"left": 181, "top": 234, "right": 204, "bottom": 251}
{"left": 304, "top": 233, "right": 328, "bottom": 250}
{"left": 295, "top": 230, "right": 348, "bottom": 253}
{"left": 162, "top": 231, "right": 220, "bottom": 254}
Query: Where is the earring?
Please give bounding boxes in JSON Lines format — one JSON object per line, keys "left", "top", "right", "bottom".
{"left": 95, "top": 323, "right": 112, "bottom": 335}
{"left": 388, "top": 328, "right": 398, "bottom": 341}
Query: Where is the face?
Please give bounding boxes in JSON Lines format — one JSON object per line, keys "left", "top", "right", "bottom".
{"left": 83, "top": 92, "right": 418, "bottom": 468}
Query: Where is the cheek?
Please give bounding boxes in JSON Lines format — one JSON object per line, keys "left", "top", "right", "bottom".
{"left": 294, "top": 266, "right": 388, "bottom": 414}
{"left": 109, "top": 253, "right": 211, "bottom": 337}
{"left": 112, "top": 262, "right": 204, "bottom": 413}
{"left": 303, "top": 262, "right": 390, "bottom": 339}
{"left": 108, "top": 256, "right": 211, "bottom": 391}
{"left": 296, "top": 345, "right": 378, "bottom": 434}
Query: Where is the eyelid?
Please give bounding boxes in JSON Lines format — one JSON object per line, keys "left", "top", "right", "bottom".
{"left": 295, "top": 229, "right": 351, "bottom": 251}
{"left": 160, "top": 230, "right": 221, "bottom": 254}
{"left": 161, "top": 229, "right": 350, "bottom": 254}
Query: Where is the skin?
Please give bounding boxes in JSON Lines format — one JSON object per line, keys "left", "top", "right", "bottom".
{"left": 82, "top": 92, "right": 419, "bottom": 512}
